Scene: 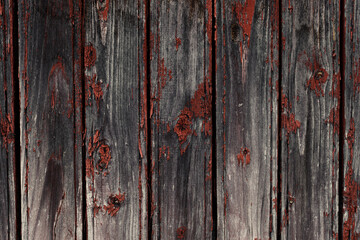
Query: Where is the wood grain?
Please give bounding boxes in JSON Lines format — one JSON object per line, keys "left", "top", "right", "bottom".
{"left": 19, "top": 0, "right": 83, "bottom": 239}
{"left": 343, "top": 0, "right": 360, "bottom": 238}
{"left": 84, "top": 0, "right": 147, "bottom": 239}
{"left": 280, "top": 0, "right": 340, "bottom": 239}
{"left": 150, "top": 0, "right": 213, "bottom": 238}
{"left": 0, "top": 0, "right": 16, "bottom": 239}
{"left": 216, "top": 0, "right": 279, "bottom": 239}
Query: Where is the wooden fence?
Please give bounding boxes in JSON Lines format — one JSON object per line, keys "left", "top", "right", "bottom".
{"left": 0, "top": 0, "right": 359, "bottom": 239}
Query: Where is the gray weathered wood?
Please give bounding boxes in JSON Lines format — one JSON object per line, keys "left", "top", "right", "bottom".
{"left": 150, "top": 0, "right": 213, "bottom": 238}
{"left": 216, "top": 0, "right": 279, "bottom": 239}
{"left": 343, "top": 1, "right": 360, "bottom": 238}
{"left": 84, "top": 0, "right": 147, "bottom": 239}
{"left": 0, "top": 0, "right": 16, "bottom": 239}
{"left": 280, "top": 0, "right": 339, "bottom": 239}
{"left": 19, "top": 0, "right": 83, "bottom": 239}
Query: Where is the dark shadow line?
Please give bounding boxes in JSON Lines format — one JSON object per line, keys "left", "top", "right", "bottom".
{"left": 211, "top": 0, "right": 218, "bottom": 239}
{"left": 10, "top": 0, "right": 21, "bottom": 239}
{"left": 80, "top": 1, "right": 87, "bottom": 239}
{"left": 338, "top": 0, "right": 345, "bottom": 239}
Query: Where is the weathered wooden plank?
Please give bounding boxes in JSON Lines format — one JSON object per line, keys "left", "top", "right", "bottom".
{"left": 343, "top": 0, "right": 360, "bottom": 238}
{"left": 150, "top": 0, "right": 213, "bottom": 238}
{"left": 0, "top": 0, "right": 16, "bottom": 239}
{"left": 19, "top": 0, "right": 83, "bottom": 239}
{"left": 216, "top": 0, "right": 279, "bottom": 239}
{"left": 84, "top": 0, "right": 147, "bottom": 239}
{"left": 280, "top": 0, "right": 339, "bottom": 239}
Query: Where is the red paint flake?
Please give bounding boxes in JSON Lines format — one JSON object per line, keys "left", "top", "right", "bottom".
{"left": 103, "top": 188, "right": 126, "bottom": 216}
{"left": 324, "top": 72, "right": 341, "bottom": 135}
{"left": 190, "top": 81, "right": 212, "bottom": 119}
{"left": 174, "top": 107, "right": 193, "bottom": 147}
{"left": 276, "top": 81, "right": 301, "bottom": 141}
{"left": 232, "top": 0, "right": 255, "bottom": 47}
{"left": 86, "top": 157, "right": 94, "bottom": 179}
{"left": 92, "top": 81, "right": 103, "bottom": 110}
{"left": 159, "top": 146, "right": 170, "bottom": 161}
{"left": 205, "top": 151, "right": 212, "bottom": 181}
{"left": 96, "top": 144, "right": 111, "bottom": 171}
{"left": 353, "top": 60, "right": 360, "bottom": 94}
{"left": 84, "top": 44, "right": 96, "bottom": 68}
{"left": 175, "top": 37, "right": 181, "bottom": 51}
{"left": 176, "top": 226, "right": 187, "bottom": 239}
{"left": 0, "top": 111, "right": 14, "bottom": 151}
{"left": 97, "top": 0, "right": 110, "bottom": 21}
{"left": 86, "top": 74, "right": 105, "bottom": 110}
{"left": 326, "top": 105, "right": 340, "bottom": 135}
{"left": 87, "top": 130, "right": 111, "bottom": 176}
{"left": 302, "top": 52, "right": 329, "bottom": 97}
{"left": 237, "top": 147, "right": 250, "bottom": 166}
{"left": 281, "top": 113, "right": 301, "bottom": 134}
{"left": 306, "top": 68, "right": 329, "bottom": 97}
{"left": 343, "top": 118, "right": 360, "bottom": 239}
{"left": 93, "top": 198, "right": 101, "bottom": 217}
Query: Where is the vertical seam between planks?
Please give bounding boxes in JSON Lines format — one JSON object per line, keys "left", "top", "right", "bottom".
{"left": 339, "top": 0, "right": 345, "bottom": 238}
{"left": 80, "top": 0, "right": 87, "bottom": 239}
{"left": 276, "top": 0, "right": 282, "bottom": 239}
{"left": 10, "top": 0, "right": 21, "bottom": 239}
{"left": 211, "top": 0, "right": 218, "bottom": 239}
{"left": 145, "top": 0, "right": 152, "bottom": 239}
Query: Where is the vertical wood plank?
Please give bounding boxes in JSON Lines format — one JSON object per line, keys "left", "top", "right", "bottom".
{"left": 0, "top": 0, "right": 16, "bottom": 239}
{"left": 19, "top": 0, "right": 83, "bottom": 239}
{"left": 150, "top": 0, "right": 213, "bottom": 238}
{"left": 280, "top": 0, "right": 340, "bottom": 239}
{"left": 84, "top": 1, "right": 147, "bottom": 239}
{"left": 343, "top": 0, "right": 360, "bottom": 238}
{"left": 216, "top": 0, "right": 279, "bottom": 239}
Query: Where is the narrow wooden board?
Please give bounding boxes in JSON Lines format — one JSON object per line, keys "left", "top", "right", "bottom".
{"left": 216, "top": 0, "right": 279, "bottom": 239}
{"left": 150, "top": 0, "right": 213, "bottom": 238}
{"left": 343, "top": 0, "right": 360, "bottom": 238}
{"left": 0, "top": 0, "right": 16, "bottom": 239}
{"left": 84, "top": 0, "right": 147, "bottom": 239}
{"left": 19, "top": 0, "right": 83, "bottom": 239}
{"left": 280, "top": 0, "right": 340, "bottom": 239}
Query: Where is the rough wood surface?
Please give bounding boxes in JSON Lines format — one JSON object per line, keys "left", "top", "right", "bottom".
{"left": 0, "top": 1, "right": 16, "bottom": 239}
{"left": 19, "top": 0, "right": 83, "bottom": 239}
{"left": 280, "top": 0, "right": 340, "bottom": 239}
{"left": 343, "top": 0, "right": 360, "bottom": 238}
{"left": 150, "top": 0, "right": 213, "bottom": 239}
{"left": 84, "top": 0, "right": 147, "bottom": 239}
{"left": 216, "top": 0, "right": 279, "bottom": 239}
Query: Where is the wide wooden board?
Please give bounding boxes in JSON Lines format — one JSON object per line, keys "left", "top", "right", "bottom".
{"left": 150, "top": 0, "right": 213, "bottom": 239}
{"left": 19, "top": 0, "right": 84, "bottom": 239}
{"left": 216, "top": 0, "right": 279, "bottom": 239}
{"left": 280, "top": 0, "right": 340, "bottom": 239}
{"left": 84, "top": 0, "right": 147, "bottom": 239}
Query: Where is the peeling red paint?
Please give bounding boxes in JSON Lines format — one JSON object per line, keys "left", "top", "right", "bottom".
{"left": 237, "top": 147, "right": 250, "bottom": 166}
{"left": 326, "top": 73, "right": 341, "bottom": 135}
{"left": 97, "top": 0, "right": 110, "bottom": 21}
{"left": 174, "top": 107, "right": 193, "bottom": 152}
{"left": 343, "top": 118, "right": 360, "bottom": 239}
{"left": 103, "top": 188, "right": 126, "bottom": 216}
{"left": 175, "top": 37, "right": 181, "bottom": 51}
{"left": 232, "top": 0, "right": 255, "bottom": 48}
{"left": 303, "top": 52, "right": 329, "bottom": 97}
{"left": 84, "top": 44, "right": 96, "bottom": 68}
{"left": 176, "top": 226, "right": 187, "bottom": 239}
